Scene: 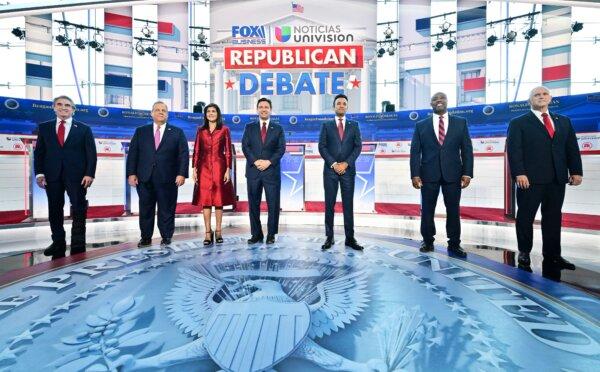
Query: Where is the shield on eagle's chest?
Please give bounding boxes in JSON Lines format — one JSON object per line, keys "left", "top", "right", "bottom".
{"left": 203, "top": 299, "right": 311, "bottom": 372}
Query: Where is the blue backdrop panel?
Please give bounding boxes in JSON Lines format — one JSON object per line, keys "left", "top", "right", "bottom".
{"left": 280, "top": 145, "right": 305, "bottom": 211}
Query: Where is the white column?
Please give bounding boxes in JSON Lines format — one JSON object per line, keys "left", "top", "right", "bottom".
{"left": 131, "top": 4, "right": 158, "bottom": 110}
{"left": 0, "top": 16, "right": 26, "bottom": 98}
{"left": 360, "top": 62, "right": 370, "bottom": 112}
{"left": 214, "top": 61, "right": 223, "bottom": 109}
{"left": 571, "top": 6, "right": 600, "bottom": 94}
{"left": 430, "top": 0, "right": 457, "bottom": 107}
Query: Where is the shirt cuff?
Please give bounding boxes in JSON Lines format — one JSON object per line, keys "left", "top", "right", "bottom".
{"left": 331, "top": 162, "right": 338, "bottom": 169}
{"left": 35, "top": 174, "right": 44, "bottom": 179}
{"left": 462, "top": 175, "right": 471, "bottom": 179}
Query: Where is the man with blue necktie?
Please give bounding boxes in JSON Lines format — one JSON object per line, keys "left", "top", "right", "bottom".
{"left": 126, "top": 101, "right": 189, "bottom": 247}
{"left": 319, "top": 94, "right": 363, "bottom": 251}
{"left": 410, "top": 92, "right": 473, "bottom": 257}
{"left": 34, "top": 95, "right": 97, "bottom": 259}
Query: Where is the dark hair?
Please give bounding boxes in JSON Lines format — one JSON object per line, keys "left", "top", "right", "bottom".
{"left": 256, "top": 97, "right": 272, "bottom": 109}
{"left": 332, "top": 94, "right": 348, "bottom": 107}
{"left": 202, "top": 103, "right": 223, "bottom": 130}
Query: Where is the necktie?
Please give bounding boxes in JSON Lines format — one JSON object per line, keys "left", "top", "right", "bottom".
{"left": 57, "top": 120, "right": 65, "bottom": 147}
{"left": 261, "top": 122, "right": 267, "bottom": 143}
{"left": 154, "top": 127, "right": 161, "bottom": 149}
{"left": 541, "top": 113, "right": 555, "bottom": 138}
{"left": 438, "top": 116, "right": 445, "bottom": 145}
{"left": 337, "top": 118, "right": 344, "bottom": 140}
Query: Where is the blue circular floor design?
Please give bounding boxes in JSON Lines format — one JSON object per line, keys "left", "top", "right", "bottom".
{"left": 0, "top": 234, "right": 598, "bottom": 371}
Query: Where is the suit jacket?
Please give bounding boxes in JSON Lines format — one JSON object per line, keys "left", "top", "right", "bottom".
{"left": 506, "top": 111, "right": 582, "bottom": 184}
{"left": 241, "top": 121, "right": 286, "bottom": 180}
{"left": 410, "top": 115, "right": 473, "bottom": 183}
{"left": 33, "top": 119, "right": 97, "bottom": 182}
{"left": 318, "top": 119, "right": 362, "bottom": 173}
{"left": 126, "top": 123, "right": 189, "bottom": 183}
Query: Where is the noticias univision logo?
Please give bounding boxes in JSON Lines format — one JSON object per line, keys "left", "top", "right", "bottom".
{"left": 274, "top": 26, "right": 292, "bottom": 42}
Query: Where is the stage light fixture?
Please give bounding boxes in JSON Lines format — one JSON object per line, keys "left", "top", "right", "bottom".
{"left": 486, "top": 35, "right": 498, "bottom": 47}
{"left": 377, "top": 47, "right": 385, "bottom": 58}
{"left": 384, "top": 26, "right": 393, "bottom": 39}
{"left": 440, "top": 20, "right": 451, "bottom": 33}
{"left": 433, "top": 38, "right": 444, "bottom": 52}
{"left": 55, "top": 34, "right": 70, "bottom": 46}
{"left": 445, "top": 38, "right": 456, "bottom": 50}
{"left": 200, "top": 51, "right": 210, "bottom": 62}
{"left": 571, "top": 21, "right": 583, "bottom": 33}
{"left": 145, "top": 46, "right": 157, "bottom": 57}
{"left": 523, "top": 28, "right": 538, "bottom": 40}
{"left": 197, "top": 31, "right": 207, "bottom": 45}
{"left": 141, "top": 25, "right": 153, "bottom": 38}
{"left": 88, "top": 32, "right": 104, "bottom": 52}
{"left": 505, "top": 30, "right": 517, "bottom": 43}
{"left": 135, "top": 41, "right": 145, "bottom": 55}
{"left": 387, "top": 44, "right": 396, "bottom": 56}
{"left": 74, "top": 38, "right": 86, "bottom": 50}
{"left": 11, "top": 27, "right": 25, "bottom": 40}
{"left": 191, "top": 50, "right": 200, "bottom": 61}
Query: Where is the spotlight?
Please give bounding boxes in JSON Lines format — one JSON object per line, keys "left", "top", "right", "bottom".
{"left": 141, "top": 25, "right": 153, "bottom": 38}
{"left": 505, "top": 30, "right": 517, "bottom": 43}
{"left": 384, "top": 26, "right": 393, "bottom": 39}
{"left": 571, "top": 21, "right": 583, "bottom": 33}
{"left": 440, "top": 20, "right": 451, "bottom": 33}
{"left": 197, "top": 31, "right": 207, "bottom": 45}
{"left": 433, "top": 38, "right": 444, "bottom": 52}
{"left": 145, "top": 46, "right": 157, "bottom": 57}
{"left": 55, "top": 34, "right": 70, "bottom": 46}
{"left": 88, "top": 32, "right": 104, "bottom": 52}
{"left": 387, "top": 44, "right": 396, "bottom": 56}
{"left": 135, "top": 41, "right": 145, "bottom": 55}
{"left": 445, "top": 38, "right": 456, "bottom": 50}
{"left": 74, "top": 38, "right": 86, "bottom": 50}
{"left": 191, "top": 50, "right": 200, "bottom": 61}
{"left": 11, "top": 27, "right": 25, "bottom": 40}
{"left": 200, "top": 51, "right": 210, "bottom": 62}
{"left": 486, "top": 35, "right": 498, "bottom": 47}
{"left": 523, "top": 28, "right": 538, "bottom": 40}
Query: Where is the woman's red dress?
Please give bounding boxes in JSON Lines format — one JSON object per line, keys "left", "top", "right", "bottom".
{"left": 191, "top": 125, "right": 235, "bottom": 207}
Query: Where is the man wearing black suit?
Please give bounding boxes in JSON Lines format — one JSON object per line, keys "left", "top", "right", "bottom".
{"left": 319, "top": 94, "right": 363, "bottom": 251}
{"left": 410, "top": 92, "right": 473, "bottom": 257}
{"left": 241, "top": 97, "right": 286, "bottom": 244}
{"left": 34, "top": 95, "right": 97, "bottom": 259}
{"left": 506, "top": 86, "right": 582, "bottom": 281}
{"left": 126, "top": 101, "right": 189, "bottom": 247}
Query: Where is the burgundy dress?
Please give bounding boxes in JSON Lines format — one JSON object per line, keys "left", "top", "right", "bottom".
{"left": 191, "top": 125, "right": 235, "bottom": 207}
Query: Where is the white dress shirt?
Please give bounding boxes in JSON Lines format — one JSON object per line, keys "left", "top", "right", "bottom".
{"left": 259, "top": 118, "right": 270, "bottom": 131}
{"left": 153, "top": 122, "right": 167, "bottom": 143}
{"left": 433, "top": 113, "right": 448, "bottom": 139}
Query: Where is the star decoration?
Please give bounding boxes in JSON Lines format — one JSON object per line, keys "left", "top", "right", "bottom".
{"left": 91, "top": 281, "right": 114, "bottom": 291}
{"left": 428, "top": 335, "right": 443, "bottom": 347}
{"left": 474, "top": 348, "right": 507, "bottom": 369}
{"left": 282, "top": 159, "right": 304, "bottom": 197}
{"left": 225, "top": 79, "right": 235, "bottom": 90}
{"left": 350, "top": 77, "right": 361, "bottom": 88}
{"left": 459, "top": 315, "right": 481, "bottom": 328}
{"left": 9, "top": 329, "right": 41, "bottom": 346}
{"left": 469, "top": 330, "right": 494, "bottom": 346}
{"left": 447, "top": 302, "right": 467, "bottom": 313}
{"left": 406, "top": 342, "right": 422, "bottom": 353}
{"left": 111, "top": 274, "right": 129, "bottom": 282}
{"left": 30, "top": 314, "right": 60, "bottom": 329}
{"left": 423, "top": 282, "right": 438, "bottom": 290}
{"left": 0, "top": 347, "right": 19, "bottom": 364}
{"left": 436, "top": 291, "right": 453, "bottom": 301}
{"left": 355, "top": 158, "right": 375, "bottom": 198}
{"left": 51, "top": 301, "right": 79, "bottom": 314}
{"left": 72, "top": 291, "right": 95, "bottom": 302}
{"left": 409, "top": 274, "right": 422, "bottom": 282}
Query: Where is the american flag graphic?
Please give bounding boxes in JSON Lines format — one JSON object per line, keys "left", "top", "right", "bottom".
{"left": 292, "top": 2, "right": 304, "bottom": 13}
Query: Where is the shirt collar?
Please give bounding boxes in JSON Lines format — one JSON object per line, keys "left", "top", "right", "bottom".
{"left": 153, "top": 122, "right": 167, "bottom": 131}
{"left": 260, "top": 119, "right": 270, "bottom": 128}
{"left": 335, "top": 116, "right": 346, "bottom": 125}
{"left": 436, "top": 113, "right": 447, "bottom": 121}
{"left": 57, "top": 117, "right": 72, "bottom": 126}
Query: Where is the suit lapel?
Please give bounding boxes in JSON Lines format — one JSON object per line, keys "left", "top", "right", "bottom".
{"left": 550, "top": 112, "right": 561, "bottom": 139}
{"left": 157, "top": 124, "right": 171, "bottom": 151}
{"left": 528, "top": 111, "right": 552, "bottom": 139}
{"left": 429, "top": 116, "right": 441, "bottom": 147}
{"left": 63, "top": 120, "right": 78, "bottom": 146}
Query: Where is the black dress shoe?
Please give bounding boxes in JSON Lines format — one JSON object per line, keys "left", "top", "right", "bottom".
{"left": 137, "top": 238, "right": 152, "bottom": 248}
{"left": 556, "top": 257, "right": 576, "bottom": 271}
{"left": 160, "top": 238, "right": 172, "bottom": 246}
{"left": 419, "top": 241, "right": 434, "bottom": 253}
{"left": 266, "top": 235, "right": 275, "bottom": 244}
{"left": 447, "top": 245, "right": 467, "bottom": 258}
{"left": 345, "top": 239, "right": 364, "bottom": 251}
{"left": 517, "top": 252, "right": 533, "bottom": 273}
{"left": 542, "top": 270, "right": 561, "bottom": 282}
{"left": 43, "top": 242, "right": 66, "bottom": 257}
{"left": 51, "top": 252, "right": 66, "bottom": 260}
{"left": 247, "top": 235, "right": 263, "bottom": 244}
{"left": 321, "top": 237, "right": 334, "bottom": 250}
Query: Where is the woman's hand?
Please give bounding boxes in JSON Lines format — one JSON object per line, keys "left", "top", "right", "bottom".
{"left": 224, "top": 168, "right": 231, "bottom": 183}
{"left": 192, "top": 168, "right": 198, "bottom": 183}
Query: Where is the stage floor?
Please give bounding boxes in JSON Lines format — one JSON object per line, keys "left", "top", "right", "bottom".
{"left": 0, "top": 227, "right": 598, "bottom": 371}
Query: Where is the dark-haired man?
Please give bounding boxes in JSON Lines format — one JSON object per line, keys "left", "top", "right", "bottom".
{"left": 242, "top": 97, "right": 286, "bottom": 244}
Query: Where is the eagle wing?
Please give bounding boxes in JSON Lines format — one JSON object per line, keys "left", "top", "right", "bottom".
{"left": 307, "top": 270, "right": 370, "bottom": 338}
{"left": 165, "top": 265, "right": 225, "bottom": 337}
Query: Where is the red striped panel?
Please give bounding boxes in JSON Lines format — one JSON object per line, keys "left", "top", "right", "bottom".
{"left": 463, "top": 77, "right": 486, "bottom": 91}
{"left": 542, "top": 64, "right": 570, "bottom": 81}
{"left": 158, "top": 21, "right": 173, "bottom": 35}
{"left": 105, "top": 12, "right": 132, "bottom": 28}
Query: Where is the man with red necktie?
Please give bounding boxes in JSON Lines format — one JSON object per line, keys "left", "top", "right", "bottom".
{"left": 241, "top": 97, "right": 286, "bottom": 245}
{"left": 34, "top": 96, "right": 97, "bottom": 259}
{"left": 507, "top": 86, "right": 583, "bottom": 281}
{"left": 410, "top": 92, "right": 474, "bottom": 258}
{"left": 319, "top": 94, "right": 364, "bottom": 251}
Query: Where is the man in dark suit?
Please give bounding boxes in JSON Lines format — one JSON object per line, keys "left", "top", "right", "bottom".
{"left": 410, "top": 92, "right": 473, "bottom": 257}
{"left": 506, "top": 86, "right": 582, "bottom": 281}
{"left": 34, "top": 95, "right": 97, "bottom": 259}
{"left": 242, "top": 98, "right": 286, "bottom": 244}
{"left": 126, "top": 101, "right": 189, "bottom": 247}
{"left": 319, "top": 94, "right": 363, "bottom": 251}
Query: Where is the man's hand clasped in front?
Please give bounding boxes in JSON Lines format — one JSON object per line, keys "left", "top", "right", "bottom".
{"left": 254, "top": 159, "right": 272, "bottom": 171}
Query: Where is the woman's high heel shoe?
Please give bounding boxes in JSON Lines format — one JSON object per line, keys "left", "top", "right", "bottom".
{"left": 203, "top": 231, "right": 214, "bottom": 246}
{"left": 215, "top": 230, "right": 223, "bottom": 244}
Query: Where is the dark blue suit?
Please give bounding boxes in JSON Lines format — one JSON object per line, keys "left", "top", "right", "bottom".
{"left": 241, "top": 121, "right": 286, "bottom": 237}
{"left": 506, "top": 111, "right": 582, "bottom": 274}
{"left": 318, "top": 119, "right": 362, "bottom": 239}
{"left": 410, "top": 115, "right": 473, "bottom": 247}
{"left": 33, "top": 119, "right": 97, "bottom": 252}
{"left": 126, "top": 123, "right": 189, "bottom": 240}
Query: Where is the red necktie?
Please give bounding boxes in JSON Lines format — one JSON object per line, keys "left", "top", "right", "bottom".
{"left": 57, "top": 120, "right": 65, "bottom": 147}
{"left": 261, "top": 122, "right": 267, "bottom": 143}
{"left": 438, "top": 116, "right": 445, "bottom": 145}
{"left": 337, "top": 118, "right": 344, "bottom": 140}
{"left": 541, "top": 113, "right": 555, "bottom": 138}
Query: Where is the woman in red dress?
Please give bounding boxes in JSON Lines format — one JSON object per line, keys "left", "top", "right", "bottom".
{"left": 192, "top": 103, "right": 235, "bottom": 245}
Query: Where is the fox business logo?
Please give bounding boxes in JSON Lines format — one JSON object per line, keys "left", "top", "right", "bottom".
{"left": 231, "top": 25, "right": 266, "bottom": 45}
